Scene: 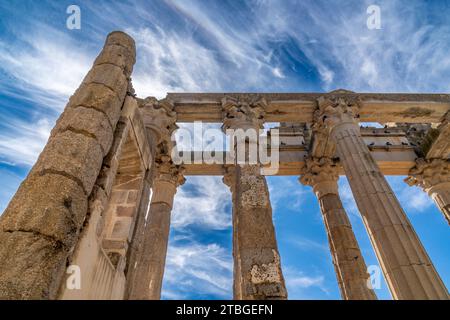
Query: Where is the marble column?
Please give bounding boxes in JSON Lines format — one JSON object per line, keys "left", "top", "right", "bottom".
{"left": 128, "top": 155, "right": 185, "bottom": 300}
{"left": 314, "top": 95, "right": 449, "bottom": 299}
{"left": 405, "top": 159, "right": 450, "bottom": 225}
{"left": 300, "top": 157, "right": 377, "bottom": 300}
{"left": 222, "top": 96, "right": 287, "bottom": 300}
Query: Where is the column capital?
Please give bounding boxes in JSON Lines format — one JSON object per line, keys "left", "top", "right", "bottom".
{"left": 299, "top": 157, "right": 339, "bottom": 198}
{"left": 221, "top": 95, "right": 267, "bottom": 132}
{"left": 140, "top": 97, "right": 178, "bottom": 145}
{"left": 405, "top": 158, "right": 450, "bottom": 193}
{"left": 313, "top": 92, "right": 361, "bottom": 133}
{"left": 154, "top": 154, "right": 186, "bottom": 187}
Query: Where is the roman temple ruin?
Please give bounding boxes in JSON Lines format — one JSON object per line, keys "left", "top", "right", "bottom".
{"left": 0, "top": 31, "right": 449, "bottom": 300}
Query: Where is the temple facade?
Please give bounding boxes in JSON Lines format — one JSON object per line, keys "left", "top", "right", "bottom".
{"left": 0, "top": 31, "right": 448, "bottom": 300}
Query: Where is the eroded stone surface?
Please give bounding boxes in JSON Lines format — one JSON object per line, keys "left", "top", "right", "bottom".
{"left": 250, "top": 250, "right": 282, "bottom": 285}
{"left": 1, "top": 174, "right": 87, "bottom": 246}
{"left": 32, "top": 130, "right": 104, "bottom": 195}
{"left": 240, "top": 166, "right": 269, "bottom": 208}
{"left": 0, "top": 30, "right": 135, "bottom": 300}
{"left": 0, "top": 231, "right": 68, "bottom": 299}
{"left": 317, "top": 95, "right": 449, "bottom": 299}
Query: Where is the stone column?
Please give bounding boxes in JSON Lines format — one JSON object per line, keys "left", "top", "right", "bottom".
{"left": 222, "top": 96, "right": 287, "bottom": 300}
{"left": 405, "top": 159, "right": 450, "bottom": 225}
{"left": 314, "top": 94, "right": 449, "bottom": 299}
{"left": 0, "top": 31, "right": 135, "bottom": 299}
{"left": 300, "top": 157, "right": 377, "bottom": 300}
{"left": 125, "top": 97, "right": 178, "bottom": 297}
{"left": 129, "top": 155, "right": 185, "bottom": 300}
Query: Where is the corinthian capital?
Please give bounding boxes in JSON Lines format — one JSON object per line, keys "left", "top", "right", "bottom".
{"left": 314, "top": 91, "right": 361, "bottom": 132}
{"left": 299, "top": 157, "right": 339, "bottom": 197}
{"left": 222, "top": 95, "right": 267, "bottom": 131}
{"left": 300, "top": 157, "right": 339, "bottom": 186}
{"left": 405, "top": 158, "right": 450, "bottom": 191}
{"left": 140, "top": 97, "right": 178, "bottom": 144}
{"left": 155, "top": 154, "right": 186, "bottom": 187}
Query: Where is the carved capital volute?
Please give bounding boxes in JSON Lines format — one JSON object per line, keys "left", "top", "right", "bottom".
{"left": 313, "top": 91, "right": 361, "bottom": 134}
{"left": 140, "top": 97, "right": 178, "bottom": 145}
{"left": 221, "top": 95, "right": 267, "bottom": 132}
{"left": 154, "top": 154, "right": 186, "bottom": 188}
{"left": 299, "top": 157, "right": 339, "bottom": 198}
{"left": 405, "top": 158, "right": 450, "bottom": 194}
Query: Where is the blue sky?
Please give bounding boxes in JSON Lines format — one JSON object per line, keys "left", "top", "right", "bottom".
{"left": 0, "top": 0, "right": 450, "bottom": 300}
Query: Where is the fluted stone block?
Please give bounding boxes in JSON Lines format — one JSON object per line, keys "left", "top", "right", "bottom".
{"left": 332, "top": 122, "right": 449, "bottom": 299}
{"left": 300, "top": 157, "right": 376, "bottom": 300}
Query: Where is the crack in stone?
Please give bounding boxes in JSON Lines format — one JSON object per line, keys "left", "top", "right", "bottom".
{"left": 2, "top": 229, "right": 67, "bottom": 250}
{"left": 70, "top": 104, "right": 115, "bottom": 134}
{"left": 95, "top": 62, "right": 129, "bottom": 77}
{"left": 89, "top": 81, "right": 124, "bottom": 102}
{"left": 39, "top": 169, "right": 88, "bottom": 196}
{"left": 59, "top": 126, "right": 106, "bottom": 156}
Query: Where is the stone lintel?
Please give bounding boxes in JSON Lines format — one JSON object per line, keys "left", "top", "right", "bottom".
{"left": 164, "top": 92, "right": 450, "bottom": 123}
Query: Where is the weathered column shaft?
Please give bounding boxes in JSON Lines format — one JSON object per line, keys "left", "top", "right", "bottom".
{"left": 222, "top": 96, "right": 287, "bottom": 300}
{"left": 300, "top": 158, "right": 377, "bottom": 300}
{"left": 224, "top": 166, "right": 287, "bottom": 300}
{"left": 405, "top": 159, "right": 450, "bottom": 225}
{"left": 128, "top": 156, "right": 184, "bottom": 300}
{"left": 125, "top": 97, "right": 178, "bottom": 299}
{"left": 0, "top": 31, "right": 135, "bottom": 299}
{"left": 317, "top": 95, "right": 449, "bottom": 299}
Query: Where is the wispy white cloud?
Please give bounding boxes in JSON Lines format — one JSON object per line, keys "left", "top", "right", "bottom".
{"left": 268, "top": 177, "right": 309, "bottom": 213}
{"left": 172, "top": 176, "right": 231, "bottom": 229}
{"left": 129, "top": 26, "right": 224, "bottom": 98}
{"left": 0, "top": 168, "right": 23, "bottom": 213}
{"left": 283, "top": 265, "right": 328, "bottom": 299}
{"left": 387, "top": 176, "right": 435, "bottom": 213}
{"left": 290, "top": 237, "right": 329, "bottom": 255}
{"left": 0, "top": 26, "right": 94, "bottom": 168}
{"left": 0, "top": 26, "right": 93, "bottom": 110}
{"left": 0, "top": 117, "right": 52, "bottom": 166}
{"left": 162, "top": 242, "right": 232, "bottom": 299}
{"left": 338, "top": 177, "right": 361, "bottom": 219}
